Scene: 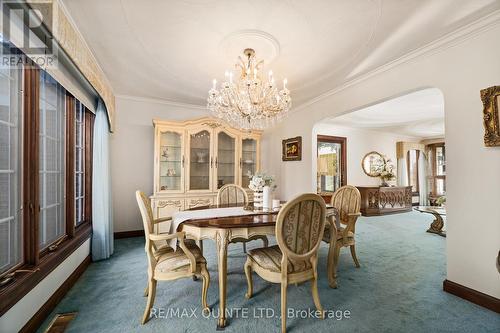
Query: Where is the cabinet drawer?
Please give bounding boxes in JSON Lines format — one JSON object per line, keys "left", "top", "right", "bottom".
{"left": 185, "top": 197, "right": 213, "bottom": 209}
{"left": 154, "top": 198, "right": 184, "bottom": 233}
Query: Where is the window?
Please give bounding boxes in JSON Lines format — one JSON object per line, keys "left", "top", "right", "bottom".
{"left": 407, "top": 149, "right": 419, "bottom": 194}
{"left": 0, "top": 50, "right": 23, "bottom": 275}
{"left": 75, "top": 101, "right": 85, "bottom": 225}
{"left": 0, "top": 43, "right": 95, "bottom": 315}
{"left": 428, "top": 143, "right": 446, "bottom": 196}
{"left": 39, "top": 71, "right": 66, "bottom": 249}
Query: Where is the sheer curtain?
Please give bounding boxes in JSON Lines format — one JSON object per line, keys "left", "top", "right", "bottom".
{"left": 91, "top": 99, "right": 113, "bottom": 261}
{"left": 397, "top": 158, "right": 408, "bottom": 186}
{"left": 418, "top": 152, "right": 428, "bottom": 206}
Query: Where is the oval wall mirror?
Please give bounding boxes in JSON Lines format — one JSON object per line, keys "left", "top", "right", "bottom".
{"left": 362, "top": 151, "right": 386, "bottom": 177}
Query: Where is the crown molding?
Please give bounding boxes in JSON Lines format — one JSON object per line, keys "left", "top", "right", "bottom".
{"left": 115, "top": 94, "right": 207, "bottom": 110}
{"left": 293, "top": 9, "right": 500, "bottom": 113}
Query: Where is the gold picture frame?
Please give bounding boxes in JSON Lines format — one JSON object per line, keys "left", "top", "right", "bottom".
{"left": 480, "top": 86, "right": 500, "bottom": 147}
{"left": 282, "top": 136, "right": 302, "bottom": 161}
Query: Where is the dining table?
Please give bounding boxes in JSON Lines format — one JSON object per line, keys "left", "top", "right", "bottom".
{"left": 175, "top": 203, "right": 339, "bottom": 329}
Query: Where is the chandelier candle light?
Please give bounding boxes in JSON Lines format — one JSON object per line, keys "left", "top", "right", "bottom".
{"left": 207, "top": 48, "right": 291, "bottom": 130}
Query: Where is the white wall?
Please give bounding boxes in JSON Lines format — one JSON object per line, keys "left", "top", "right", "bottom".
{"left": 313, "top": 123, "right": 420, "bottom": 186}
{"left": 111, "top": 96, "right": 209, "bottom": 232}
{"left": 262, "top": 23, "right": 500, "bottom": 298}
{"left": 0, "top": 240, "right": 90, "bottom": 333}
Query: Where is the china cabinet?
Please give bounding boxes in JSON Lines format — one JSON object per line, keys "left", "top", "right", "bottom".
{"left": 151, "top": 117, "right": 261, "bottom": 226}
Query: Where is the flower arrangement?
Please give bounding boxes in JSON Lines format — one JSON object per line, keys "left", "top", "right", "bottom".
{"left": 379, "top": 157, "right": 396, "bottom": 186}
{"left": 436, "top": 196, "right": 446, "bottom": 206}
{"left": 248, "top": 172, "right": 276, "bottom": 192}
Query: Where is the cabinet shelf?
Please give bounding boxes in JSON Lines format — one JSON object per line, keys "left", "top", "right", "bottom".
{"left": 160, "top": 160, "right": 181, "bottom": 163}
{"left": 161, "top": 175, "right": 181, "bottom": 178}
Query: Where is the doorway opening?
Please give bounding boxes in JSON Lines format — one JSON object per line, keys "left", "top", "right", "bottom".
{"left": 312, "top": 87, "right": 446, "bottom": 234}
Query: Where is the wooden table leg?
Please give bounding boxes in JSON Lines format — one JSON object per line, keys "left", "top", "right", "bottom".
{"left": 327, "top": 219, "right": 339, "bottom": 288}
{"left": 193, "top": 240, "right": 204, "bottom": 281}
{"left": 426, "top": 213, "right": 446, "bottom": 237}
{"left": 216, "top": 230, "right": 230, "bottom": 330}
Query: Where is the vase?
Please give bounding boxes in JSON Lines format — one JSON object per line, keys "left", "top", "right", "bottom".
{"left": 253, "top": 190, "right": 263, "bottom": 209}
{"left": 262, "top": 186, "right": 271, "bottom": 210}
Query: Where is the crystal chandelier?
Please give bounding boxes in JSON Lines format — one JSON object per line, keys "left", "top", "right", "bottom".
{"left": 207, "top": 48, "right": 291, "bottom": 130}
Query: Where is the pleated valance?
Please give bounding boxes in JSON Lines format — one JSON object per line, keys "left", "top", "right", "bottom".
{"left": 396, "top": 141, "right": 426, "bottom": 159}
{"left": 5, "top": 0, "right": 115, "bottom": 130}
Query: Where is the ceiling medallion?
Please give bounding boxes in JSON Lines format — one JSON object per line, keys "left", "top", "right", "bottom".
{"left": 207, "top": 48, "right": 291, "bottom": 130}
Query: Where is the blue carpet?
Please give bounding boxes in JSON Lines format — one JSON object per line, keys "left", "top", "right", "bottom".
{"left": 38, "top": 212, "right": 499, "bottom": 332}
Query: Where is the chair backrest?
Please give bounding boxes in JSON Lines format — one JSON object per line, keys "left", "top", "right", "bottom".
{"left": 330, "top": 185, "right": 361, "bottom": 225}
{"left": 136, "top": 190, "right": 155, "bottom": 235}
{"left": 217, "top": 184, "right": 249, "bottom": 206}
{"left": 276, "top": 193, "right": 326, "bottom": 262}
{"left": 135, "top": 190, "right": 158, "bottom": 263}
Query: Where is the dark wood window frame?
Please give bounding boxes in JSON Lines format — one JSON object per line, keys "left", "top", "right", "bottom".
{"left": 317, "top": 135, "right": 347, "bottom": 203}
{"left": 428, "top": 143, "right": 446, "bottom": 197}
{"left": 0, "top": 66, "right": 94, "bottom": 317}
{"left": 406, "top": 149, "right": 420, "bottom": 195}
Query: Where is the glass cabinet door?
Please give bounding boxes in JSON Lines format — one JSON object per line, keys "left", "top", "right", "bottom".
{"left": 159, "top": 131, "right": 183, "bottom": 192}
{"left": 189, "top": 130, "right": 211, "bottom": 191}
{"left": 216, "top": 131, "right": 236, "bottom": 189}
{"left": 241, "top": 138, "right": 257, "bottom": 188}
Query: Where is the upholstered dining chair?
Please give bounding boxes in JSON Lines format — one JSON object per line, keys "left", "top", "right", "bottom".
{"left": 217, "top": 184, "right": 268, "bottom": 252}
{"left": 135, "top": 191, "right": 210, "bottom": 324}
{"left": 322, "top": 185, "right": 362, "bottom": 288}
{"left": 244, "top": 193, "right": 327, "bottom": 333}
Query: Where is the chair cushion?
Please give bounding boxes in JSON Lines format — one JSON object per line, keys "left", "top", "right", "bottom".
{"left": 322, "top": 225, "right": 355, "bottom": 243}
{"left": 247, "top": 245, "right": 311, "bottom": 273}
{"left": 155, "top": 240, "right": 206, "bottom": 273}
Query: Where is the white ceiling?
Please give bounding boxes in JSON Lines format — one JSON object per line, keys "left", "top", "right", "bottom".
{"left": 323, "top": 87, "right": 445, "bottom": 138}
{"left": 61, "top": 0, "right": 499, "bottom": 108}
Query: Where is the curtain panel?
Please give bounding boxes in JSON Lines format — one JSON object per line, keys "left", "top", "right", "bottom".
{"left": 91, "top": 100, "right": 113, "bottom": 261}
{"left": 418, "top": 152, "right": 428, "bottom": 206}
{"left": 397, "top": 158, "right": 408, "bottom": 186}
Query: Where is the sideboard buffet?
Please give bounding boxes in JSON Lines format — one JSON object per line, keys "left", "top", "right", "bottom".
{"left": 151, "top": 117, "right": 261, "bottom": 232}
{"left": 356, "top": 186, "right": 412, "bottom": 216}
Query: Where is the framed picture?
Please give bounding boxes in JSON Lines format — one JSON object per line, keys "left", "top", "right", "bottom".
{"left": 282, "top": 136, "right": 302, "bottom": 161}
{"left": 480, "top": 86, "right": 500, "bottom": 147}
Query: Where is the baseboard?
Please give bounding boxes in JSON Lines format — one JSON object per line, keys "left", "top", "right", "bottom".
{"left": 20, "top": 255, "right": 91, "bottom": 333}
{"left": 443, "top": 279, "right": 500, "bottom": 313}
{"left": 113, "top": 229, "right": 144, "bottom": 239}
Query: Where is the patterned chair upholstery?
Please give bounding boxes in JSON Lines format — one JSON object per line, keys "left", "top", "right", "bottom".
{"left": 216, "top": 184, "right": 268, "bottom": 252}
{"left": 244, "top": 193, "right": 326, "bottom": 333}
{"left": 322, "top": 185, "right": 361, "bottom": 288}
{"left": 136, "top": 191, "right": 210, "bottom": 324}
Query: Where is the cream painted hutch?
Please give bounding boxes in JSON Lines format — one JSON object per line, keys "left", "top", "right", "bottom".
{"left": 151, "top": 117, "right": 261, "bottom": 231}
